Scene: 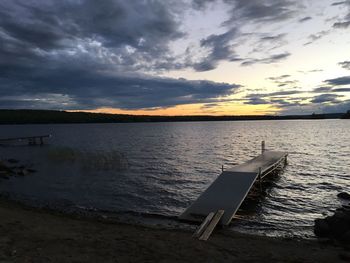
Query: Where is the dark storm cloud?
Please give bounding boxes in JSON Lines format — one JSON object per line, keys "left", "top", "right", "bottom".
{"left": 310, "top": 93, "right": 342, "bottom": 104}
{"left": 0, "top": 0, "right": 245, "bottom": 110}
{"left": 338, "top": 61, "right": 350, "bottom": 70}
{"left": 0, "top": 0, "right": 183, "bottom": 56}
{"left": 0, "top": 70, "right": 240, "bottom": 110}
{"left": 193, "top": 29, "right": 240, "bottom": 72}
{"left": 0, "top": 0, "right": 186, "bottom": 76}
{"left": 325, "top": 76, "right": 350, "bottom": 86}
{"left": 241, "top": 52, "right": 291, "bottom": 66}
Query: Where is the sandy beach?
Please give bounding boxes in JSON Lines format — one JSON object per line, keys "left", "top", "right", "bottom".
{"left": 0, "top": 198, "right": 347, "bottom": 263}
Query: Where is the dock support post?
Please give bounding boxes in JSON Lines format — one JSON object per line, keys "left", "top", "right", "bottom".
{"left": 221, "top": 165, "right": 224, "bottom": 172}
{"left": 258, "top": 167, "right": 262, "bottom": 193}
{"left": 261, "top": 141, "right": 265, "bottom": 154}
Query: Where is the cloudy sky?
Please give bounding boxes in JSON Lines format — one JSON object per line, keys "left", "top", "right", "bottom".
{"left": 1, "top": 0, "right": 350, "bottom": 115}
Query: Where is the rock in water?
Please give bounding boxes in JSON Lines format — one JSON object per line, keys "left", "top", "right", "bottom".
{"left": 0, "top": 162, "right": 13, "bottom": 173}
{"left": 338, "top": 192, "right": 350, "bottom": 200}
{"left": 7, "top": 159, "right": 19, "bottom": 164}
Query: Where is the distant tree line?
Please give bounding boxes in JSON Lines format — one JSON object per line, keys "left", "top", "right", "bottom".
{"left": 0, "top": 109, "right": 348, "bottom": 124}
{"left": 342, "top": 110, "right": 350, "bottom": 119}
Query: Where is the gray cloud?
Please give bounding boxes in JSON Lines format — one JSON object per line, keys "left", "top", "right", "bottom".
{"left": 304, "top": 30, "right": 330, "bottom": 45}
{"left": 266, "top": 75, "right": 298, "bottom": 87}
{"left": 244, "top": 97, "right": 269, "bottom": 105}
{"left": 245, "top": 89, "right": 303, "bottom": 99}
{"left": 332, "top": 2, "right": 348, "bottom": 6}
{"left": 312, "top": 87, "right": 333, "bottom": 93}
{"left": 192, "top": 29, "right": 239, "bottom": 72}
{"left": 241, "top": 52, "right": 291, "bottom": 66}
{"left": 339, "top": 61, "right": 350, "bottom": 70}
{"left": 299, "top": 16, "right": 312, "bottom": 22}
{"left": 267, "top": 75, "right": 291, "bottom": 81}
{"left": 298, "top": 69, "right": 324, "bottom": 74}
{"left": 310, "top": 93, "right": 343, "bottom": 104}
{"left": 260, "top": 33, "right": 286, "bottom": 42}
{"left": 332, "top": 0, "right": 350, "bottom": 28}
{"left": 320, "top": 99, "right": 350, "bottom": 113}
{"left": 333, "top": 21, "right": 350, "bottom": 28}
{"left": 193, "top": 0, "right": 297, "bottom": 23}
{"left": 188, "top": 0, "right": 299, "bottom": 71}
{"left": 325, "top": 76, "right": 350, "bottom": 86}
{"left": 226, "top": 0, "right": 297, "bottom": 23}
{"left": 332, "top": 87, "right": 350, "bottom": 92}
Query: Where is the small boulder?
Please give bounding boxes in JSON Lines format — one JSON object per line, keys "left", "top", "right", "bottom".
{"left": 329, "top": 217, "right": 349, "bottom": 238}
{"left": 314, "top": 219, "right": 330, "bottom": 237}
{"left": 0, "top": 163, "right": 13, "bottom": 173}
{"left": 338, "top": 192, "right": 350, "bottom": 200}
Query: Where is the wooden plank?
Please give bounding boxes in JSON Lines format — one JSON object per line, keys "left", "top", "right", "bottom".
{"left": 192, "top": 212, "right": 215, "bottom": 238}
{"left": 199, "top": 210, "right": 224, "bottom": 241}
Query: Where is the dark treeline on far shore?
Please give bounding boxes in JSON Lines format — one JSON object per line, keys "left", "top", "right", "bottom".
{"left": 0, "top": 109, "right": 349, "bottom": 124}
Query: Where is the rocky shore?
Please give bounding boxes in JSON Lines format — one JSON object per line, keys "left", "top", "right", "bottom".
{"left": 0, "top": 159, "right": 36, "bottom": 179}
{"left": 0, "top": 197, "right": 347, "bottom": 262}
{"left": 314, "top": 192, "right": 350, "bottom": 248}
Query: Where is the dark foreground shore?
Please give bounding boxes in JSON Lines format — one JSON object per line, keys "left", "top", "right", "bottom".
{"left": 0, "top": 198, "right": 347, "bottom": 263}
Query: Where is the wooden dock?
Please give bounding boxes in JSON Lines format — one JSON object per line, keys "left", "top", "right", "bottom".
{"left": 0, "top": 135, "right": 51, "bottom": 145}
{"left": 180, "top": 143, "right": 287, "bottom": 230}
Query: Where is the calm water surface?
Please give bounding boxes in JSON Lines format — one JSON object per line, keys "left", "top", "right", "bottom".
{"left": 0, "top": 120, "right": 349, "bottom": 238}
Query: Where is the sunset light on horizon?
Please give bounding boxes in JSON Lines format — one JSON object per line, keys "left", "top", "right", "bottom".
{"left": 1, "top": 0, "right": 350, "bottom": 115}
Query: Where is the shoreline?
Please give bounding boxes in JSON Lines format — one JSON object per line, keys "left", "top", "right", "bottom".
{"left": 0, "top": 197, "right": 347, "bottom": 262}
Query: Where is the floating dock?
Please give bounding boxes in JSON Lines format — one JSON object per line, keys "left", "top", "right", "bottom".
{"left": 180, "top": 143, "right": 287, "bottom": 227}
{"left": 0, "top": 135, "right": 51, "bottom": 145}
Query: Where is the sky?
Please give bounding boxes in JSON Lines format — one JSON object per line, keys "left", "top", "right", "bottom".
{"left": 0, "top": 0, "right": 350, "bottom": 115}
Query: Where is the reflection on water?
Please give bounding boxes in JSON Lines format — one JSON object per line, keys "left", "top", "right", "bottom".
{"left": 0, "top": 120, "right": 349, "bottom": 238}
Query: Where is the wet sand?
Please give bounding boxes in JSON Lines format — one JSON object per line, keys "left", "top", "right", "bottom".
{"left": 0, "top": 198, "right": 347, "bottom": 263}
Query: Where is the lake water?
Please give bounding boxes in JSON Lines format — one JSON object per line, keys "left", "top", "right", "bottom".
{"left": 0, "top": 120, "right": 349, "bottom": 238}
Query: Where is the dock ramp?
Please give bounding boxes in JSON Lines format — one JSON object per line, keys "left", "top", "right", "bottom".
{"left": 179, "top": 150, "right": 287, "bottom": 226}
